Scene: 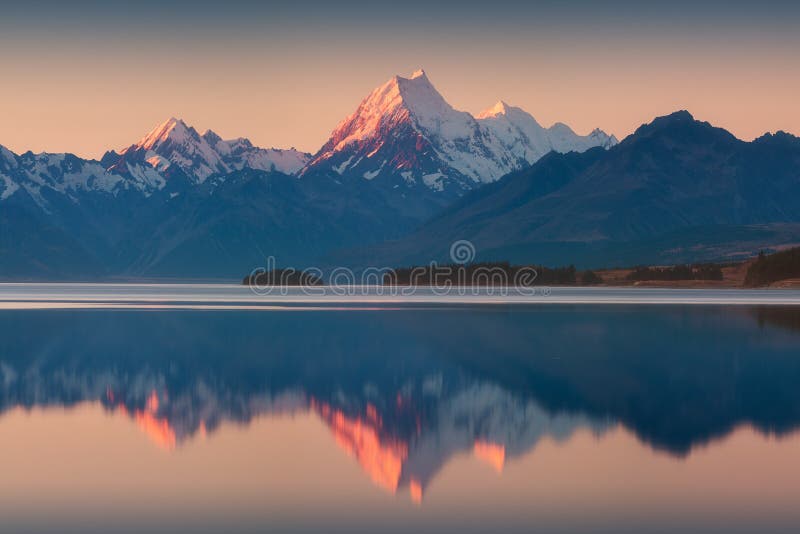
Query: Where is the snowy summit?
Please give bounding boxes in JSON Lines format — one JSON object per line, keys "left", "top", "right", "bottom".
{"left": 302, "top": 69, "right": 618, "bottom": 192}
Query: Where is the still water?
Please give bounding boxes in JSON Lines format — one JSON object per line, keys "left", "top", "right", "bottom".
{"left": 1, "top": 285, "right": 800, "bottom": 533}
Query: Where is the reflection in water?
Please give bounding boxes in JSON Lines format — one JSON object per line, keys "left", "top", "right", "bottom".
{"left": 473, "top": 441, "right": 505, "bottom": 473}
{"left": 313, "top": 400, "right": 409, "bottom": 493}
{"left": 1, "top": 305, "right": 800, "bottom": 529}
{"left": 100, "top": 381, "right": 598, "bottom": 503}
{"left": 108, "top": 389, "right": 178, "bottom": 450}
{"left": 753, "top": 305, "right": 800, "bottom": 333}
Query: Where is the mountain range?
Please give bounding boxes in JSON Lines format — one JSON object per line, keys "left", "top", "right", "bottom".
{"left": 107, "top": 117, "right": 311, "bottom": 186}
{"left": 302, "top": 69, "right": 616, "bottom": 194}
{"left": 0, "top": 70, "right": 616, "bottom": 279}
{"left": 1, "top": 69, "right": 798, "bottom": 279}
{"left": 362, "top": 110, "right": 800, "bottom": 267}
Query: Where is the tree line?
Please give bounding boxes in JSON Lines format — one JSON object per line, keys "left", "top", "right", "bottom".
{"left": 242, "top": 262, "right": 609, "bottom": 287}
{"left": 385, "top": 262, "right": 598, "bottom": 286}
{"left": 744, "top": 247, "right": 800, "bottom": 287}
{"left": 626, "top": 264, "right": 724, "bottom": 282}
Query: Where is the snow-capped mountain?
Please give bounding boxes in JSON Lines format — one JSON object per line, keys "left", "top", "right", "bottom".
{"left": 0, "top": 144, "right": 129, "bottom": 205}
{"left": 0, "top": 121, "right": 321, "bottom": 279}
{"left": 0, "top": 118, "right": 311, "bottom": 208}
{"left": 112, "top": 117, "right": 228, "bottom": 183}
{"left": 111, "top": 117, "right": 311, "bottom": 185}
{"left": 303, "top": 69, "right": 617, "bottom": 192}
{"left": 0, "top": 145, "right": 21, "bottom": 200}
{"left": 477, "top": 101, "right": 618, "bottom": 163}
{"left": 202, "top": 130, "right": 310, "bottom": 175}
{"left": 0, "top": 75, "right": 614, "bottom": 207}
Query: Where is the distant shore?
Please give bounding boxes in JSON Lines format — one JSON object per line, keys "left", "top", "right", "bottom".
{"left": 595, "top": 248, "right": 800, "bottom": 289}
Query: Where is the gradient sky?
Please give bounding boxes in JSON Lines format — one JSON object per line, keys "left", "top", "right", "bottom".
{"left": 1, "top": 0, "right": 799, "bottom": 159}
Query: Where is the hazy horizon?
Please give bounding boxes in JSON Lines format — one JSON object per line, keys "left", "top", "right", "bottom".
{"left": 2, "top": 0, "right": 799, "bottom": 159}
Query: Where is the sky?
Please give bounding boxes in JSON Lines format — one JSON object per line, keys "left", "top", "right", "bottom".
{"left": 1, "top": 0, "right": 799, "bottom": 159}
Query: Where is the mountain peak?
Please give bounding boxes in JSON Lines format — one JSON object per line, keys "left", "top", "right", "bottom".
{"left": 201, "top": 129, "right": 222, "bottom": 146}
{"left": 630, "top": 110, "right": 742, "bottom": 144}
{"left": 477, "top": 100, "right": 516, "bottom": 119}
{"left": 635, "top": 110, "right": 695, "bottom": 133}
{"left": 751, "top": 130, "right": 800, "bottom": 150}
{"left": 394, "top": 70, "right": 453, "bottom": 122}
{"left": 0, "top": 144, "right": 17, "bottom": 165}
{"left": 306, "top": 70, "right": 618, "bottom": 188}
{"left": 312, "top": 69, "right": 454, "bottom": 158}
{"left": 666, "top": 110, "right": 694, "bottom": 121}
{"left": 389, "top": 69, "right": 441, "bottom": 102}
{"left": 548, "top": 122, "right": 577, "bottom": 135}
{"left": 135, "top": 117, "right": 195, "bottom": 151}
{"left": 117, "top": 118, "right": 311, "bottom": 181}
{"left": 384, "top": 69, "right": 439, "bottom": 96}
{"left": 118, "top": 117, "right": 228, "bottom": 183}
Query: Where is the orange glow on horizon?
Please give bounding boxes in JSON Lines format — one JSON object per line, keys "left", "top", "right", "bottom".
{"left": 2, "top": 48, "right": 798, "bottom": 162}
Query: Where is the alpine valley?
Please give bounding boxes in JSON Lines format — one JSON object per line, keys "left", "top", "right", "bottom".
{"left": 2, "top": 70, "right": 799, "bottom": 280}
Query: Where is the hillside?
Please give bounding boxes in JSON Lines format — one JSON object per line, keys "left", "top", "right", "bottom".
{"left": 354, "top": 111, "right": 800, "bottom": 269}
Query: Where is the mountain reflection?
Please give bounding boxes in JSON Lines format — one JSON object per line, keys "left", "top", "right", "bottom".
{"left": 101, "top": 377, "right": 600, "bottom": 501}
{"left": 1, "top": 306, "right": 800, "bottom": 500}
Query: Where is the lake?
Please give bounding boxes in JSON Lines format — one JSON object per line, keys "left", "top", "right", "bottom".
{"left": 1, "top": 284, "right": 800, "bottom": 533}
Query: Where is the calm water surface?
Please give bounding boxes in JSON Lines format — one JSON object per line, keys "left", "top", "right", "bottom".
{"left": 1, "top": 285, "right": 800, "bottom": 533}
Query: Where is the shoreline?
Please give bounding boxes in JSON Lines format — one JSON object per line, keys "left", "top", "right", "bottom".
{"left": 1, "top": 285, "right": 800, "bottom": 310}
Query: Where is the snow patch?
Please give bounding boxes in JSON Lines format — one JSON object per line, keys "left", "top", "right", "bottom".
{"left": 422, "top": 172, "right": 445, "bottom": 191}
{"left": 333, "top": 155, "right": 354, "bottom": 175}
{"left": 1, "top": 174, "right": 19, "bottom": 200}
{"left": 126, "top": 162, "right": 166, "bottom": 192}
{"left": 22, "top": 183, "right": 48, "bottom": 212}
{"left": 363, "top": 160, "right": 386, "bottom": 180}
{"left": 145, "top": 153, "right": 171, "bottom": 172}
{"left": 0, "top": 145, "right": 18, "bottom": 169}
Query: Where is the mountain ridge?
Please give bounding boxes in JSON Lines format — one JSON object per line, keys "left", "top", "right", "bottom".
{"left": 345, "top": 110, "right": 800, "bottom": 268}
{"left": 109, "top": 117, "right": 311, "bottom": 186}
{"left": 2, "top": 74, "right": 799, "bottom": 279}
{"left": 300, "top": 69, "right": 617, "bottom": 194}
